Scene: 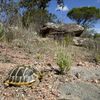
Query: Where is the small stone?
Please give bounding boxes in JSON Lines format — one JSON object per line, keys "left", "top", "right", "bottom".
{"left": 75, "top": 73, "right": 81, "bottom": 79}
{"left": 3, "top": 92, "right": 11, "bottom": 97}
{"left": 65, "top": 78, "right": 69, "bottom": 82}
{"left": 91, "top": 79, "right": 99, "bottom": 84}
{"left": 51, "top": 89, "right": 60, "bottom": 97}
{"left": 77, "top": 61, "right": 84, "bottom": 66}
{"left": 34, "top": 61, "right": 39, "bottom": 65}
{"left": 47, "top": 63, "right": 52, "bottom": 67}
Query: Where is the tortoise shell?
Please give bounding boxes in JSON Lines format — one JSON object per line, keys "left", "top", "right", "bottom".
{"left": 4, "top": 66, "right": 39, "bottom": 86}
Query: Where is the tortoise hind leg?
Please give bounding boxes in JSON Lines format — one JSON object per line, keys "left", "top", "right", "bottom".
{"left": 3, "top": 80, "right": 10, "bottom": 88}
{"left": 28, "top": 79, "right": 40, "bottom": 89}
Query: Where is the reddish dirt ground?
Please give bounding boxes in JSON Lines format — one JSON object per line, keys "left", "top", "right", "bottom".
{"left": 0, "top": 43, "right": 62, "bottom": 100}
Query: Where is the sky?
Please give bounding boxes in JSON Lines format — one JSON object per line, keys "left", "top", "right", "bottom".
{"left": 0, "top": 0, "right": 100, "bottom": 33}
{"left": 48, "top": 0, "right": 100, "bottom": 33}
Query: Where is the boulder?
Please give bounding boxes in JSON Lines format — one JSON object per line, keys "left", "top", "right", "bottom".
{"left": 73, "top": 37, "right": 87, "bottom": 46}
{"left": 40, "top": 22, "right": 84, "bottom": 39}
{"left": 73, "top": 37, "right": 98, "bottom": 49}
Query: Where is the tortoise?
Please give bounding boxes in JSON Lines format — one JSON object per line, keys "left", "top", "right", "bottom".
{"left": 4, "top": 65, "right": 40, "bottom": 87}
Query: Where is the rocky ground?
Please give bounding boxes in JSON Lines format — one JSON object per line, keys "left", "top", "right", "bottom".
{"left": 0, "top": 42, "right": 100, "bottom": 100}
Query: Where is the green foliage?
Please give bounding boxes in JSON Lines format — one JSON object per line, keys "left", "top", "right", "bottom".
{"left": 63, "top": 35, "right": 73, "bottom": 46}
{"left": 0, "top": 0, "right": 64, "bottom": 26}
{"left": 56, "top": 52, "right": 72, "bottom": 74}
{"left": 19, "top": 0, "right": 64, "bottom": 10}
{"left": 22, "top": 9, "right": 56, "bottom": 29}
{"left": 94, "top": 33, "right": 100, "bottom": 39}
{"left": 5, "top": 30, "right": 14, "bottom": 42}
{"left": 0, "top": 23, "right": 5, "bottom": 41}
{"left": 0, "top": 24, "right": 4, "bottom": 38}
{"left": 20, "top": 0, "right": 51, "bottom": 10}
{"left": 0, "top": 0, "right": 19, "bottom": 24}
{"left": 57, "top": 35, "right": 73, "bottom": 47}
{"left": 20, "top": 0, "right": 52, "bottom": 28}
{"left": 20, "top": 0, "right": 57, "bottom": 30}
{"left": 95, "top": 54, "right": 100, "bottom": 64}
{"left": 81, "top": 29, "right": 95, "bottom": 38}
{"left": 94, "top": 38, "right": 100, "bottom": 64}
{"left": 0, "top": 25, "right": 14, "bottom": 42}
{"left": 67, "top": 7, "right": 100, "bottom": 28}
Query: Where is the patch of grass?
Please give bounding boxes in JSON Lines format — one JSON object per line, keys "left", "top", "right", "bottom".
{"left": 64, "top": 35, "right": 73, "bottom": 46}
{"left": 0, "top": 24, "right": 5, "bottom": 41}
{"left": 58, "top": 35, "right": 73, "bottom": 47}
{"left": 5, "top": 30, "right": 14, "bottom": 42}
{"left": 35, "top": 53, "right": 43, "bottom": 60}
{"left": 56, "top": 51, "right": 72, "bottom": 74}
{"left": 0, "top": 25, "right": 14, "bottom": 42}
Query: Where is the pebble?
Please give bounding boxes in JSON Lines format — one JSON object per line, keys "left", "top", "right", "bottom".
{"left": 77, "top": 61, "right": 84, "bottom": 66}
{"left": 75, "top": 73, "right": 81, "bottom": 79}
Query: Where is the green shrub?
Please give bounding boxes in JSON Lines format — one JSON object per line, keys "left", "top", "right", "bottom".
{"left": 0, "top": 27, "right": 4, "bottom": 36}
{"left": 64, "top": 35, "right": 73, "bottom": 46}
{"left": 93, "top": 38, "right": 100, "bottom": 64}
{"left": 0, "top": 24, "right": 14, "bottom": 42}
{"left": 82, "top": 39, "right": 95, "bottom": 50}
{"left": 94, "top": 33, "right": 100, "bottom": 39}
{"left": 95, "top": 54, "right": 100, "bottom": 64}
{"left": 56, "top": 52, "right": 72, "bottom": 74}
{"left": 59, "top": 35, "right": 73, "bottom": 47}
{"left": 0, "top": 24, "right": 5, "bottom": 41}
{"left": 5, "top": 30, "right": 14, "bottom": 42}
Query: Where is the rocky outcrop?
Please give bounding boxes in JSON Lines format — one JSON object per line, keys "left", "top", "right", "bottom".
{"left": 73, "top": 37, "right": 100, "bottom": 50}
{"left": 40, "top": 22, "right": 84, "bottom": 39}
{"left": 73, "top": 37, "right": 88, "bottom": 46}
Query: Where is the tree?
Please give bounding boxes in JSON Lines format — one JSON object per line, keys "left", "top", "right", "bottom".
{"left": 0, "top": 0, "right": 64, "bottom": 27}
{"left": 20, "top": 0, "right": 51, "bottom": 10}
{"left": 22, "top": 9, "right": 57, "bottom": 29}
{"left": 67, "top": 7, "right": 100, "bottom": 28}
{"left": 20, "top": 0, "right": 64, "bottom": 10}
{"left": 0, "top": 0, "right": 19, "bottom": 25}
{"left": 20, "top": 0, "right": 63, "bottom": 28}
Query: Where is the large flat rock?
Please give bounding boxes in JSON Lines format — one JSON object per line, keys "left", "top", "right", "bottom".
{"left": 40, "top": 22, "right": 84, "bottom": 38}
{"left": 59, "top": 81, "right": 100, "bottom": 100}
{"left": 58, "top": 66, "right": 100, "bottom": 100}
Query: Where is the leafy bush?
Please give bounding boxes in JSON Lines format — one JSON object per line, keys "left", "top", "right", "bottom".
{"left": 82, "top": 39, "right": 95, "bottom": 50}
{"left": 94, "top": 38, "right": 100, "bottom": 64}
{"left": 0, "top": 24, "right": 14, "bottom": 42}
{"left": 95, "top": 54, "right": 100, "bottom": 64}
{"left": 58, "top": 35, "right": 73, "bottom": 47}
{"left": 94, "top": 33, "right": 100, "bottom": 39}
{"left": 56, "top": 52, "right": 72, "bottom": 74}
{"left": 0, "top": 23, "right": 4, "bottom": 41}
{"left": 67, "top": 7, "right": 100, "bottom": 28}
{"left": 5, "top": 30, "right": 14, "bottom": 42}
{"left": 81, "top": 29, "right": 94, "bottom": 38}
{"left": 64, "top": 35, "right": 73, "bottom": 46}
